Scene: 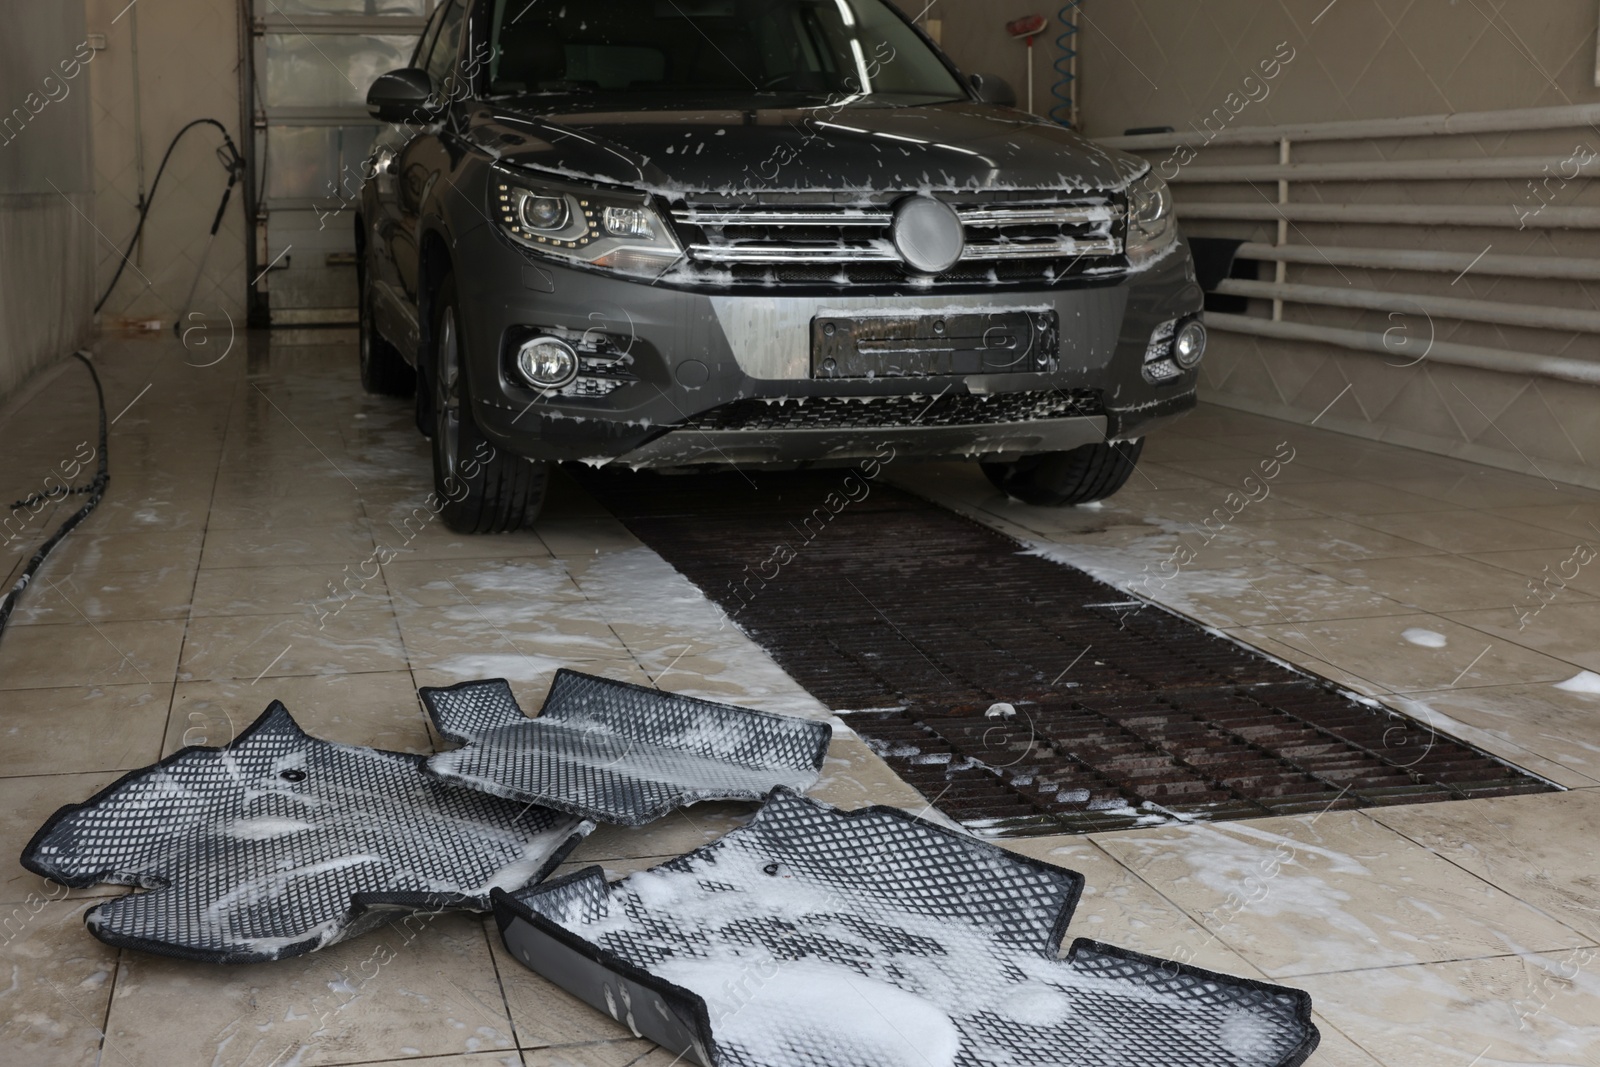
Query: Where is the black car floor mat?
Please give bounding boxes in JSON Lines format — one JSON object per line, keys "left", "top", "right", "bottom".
{"left": 22, "top": 703, "right": 593, "bottom": 963}
{"left": 493, "top": 788, "right": 1320, "bottom": 1067}
{"left": 420, "top": 669, "right": 833, "bottom": 827}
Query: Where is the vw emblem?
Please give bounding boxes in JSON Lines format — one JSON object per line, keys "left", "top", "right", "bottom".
{"left": 892, "top": 195, "right": 965, "bottom": 274}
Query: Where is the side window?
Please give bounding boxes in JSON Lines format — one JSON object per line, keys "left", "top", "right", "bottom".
{"left": 425, "top": 0, "right": 467, "bottom": 94}
{"left": 412, "top": 3, "right": 448, "bottom": 70}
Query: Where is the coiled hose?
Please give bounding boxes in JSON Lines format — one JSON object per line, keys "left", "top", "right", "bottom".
{"left": 1050, "top": 1, "right": 1083, "bottom": 128}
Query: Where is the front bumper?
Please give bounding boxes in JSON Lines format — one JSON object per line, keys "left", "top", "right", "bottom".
{"left": 452, "top": 223, "right": 1204, "bottom": 468}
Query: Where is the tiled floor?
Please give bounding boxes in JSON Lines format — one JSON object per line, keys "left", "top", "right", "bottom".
{"left": 2, "top": 333, "right": 1598, "bottom": 1065}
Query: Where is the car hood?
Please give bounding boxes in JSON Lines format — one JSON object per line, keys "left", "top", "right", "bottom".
{"left": 466, "top": 99, "right": 1145, "bottom": 198}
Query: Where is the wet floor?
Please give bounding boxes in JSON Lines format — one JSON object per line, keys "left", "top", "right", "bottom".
{"left": 1, "top": 330, "right": 1598, "bottom": 1065}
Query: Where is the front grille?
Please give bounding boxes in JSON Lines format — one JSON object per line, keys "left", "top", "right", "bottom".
{"left": 669, "top": 197, "right": 1125, "bottom": 289}
{"left": 681, "top": 390, "right": 1103, "bottom": 432}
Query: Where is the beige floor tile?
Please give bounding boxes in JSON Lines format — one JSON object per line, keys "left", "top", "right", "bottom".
{"left": 383, "top": 519, "right": 552, "bottom": 563}
{"left": 1383, "top": 472, "right": 1600, "bottom": 510}
{"left": 1301, "top": 1022, "right": 1388, "bottom": 1066}
{"left": 9, "top": 563, "right": 197, "bottom": 623}
{"left": 1269, "top": 479, "right": 1462, "bottom": 517}
{"left": 0, "top": 619, "right": 187, "bottom": 690}
{"left": 178, "top": 610, "right": 409, "bottom": 681}
{"left": 168, "top": 671, "right": 433, "bottom": 756}
{"left": 206, "top": 489, "right": 369, "bottom": 531}
{"left": 192, "top": 563, "right": 391, "bottom": 618}
{"left": 1369, "top": 791, "right": 1600, "bottom": 943}
{"left": 1235, "top": 614, "right": 1577, "bottom": 694}
{"left": 1303, "top": 950, "right": 1600, "bottom": 1066}
{"left": 1314, "top": 449, "right": 1488, "bottom": 484}
{"left": 411, "top": 658, "right": 656, "bottom": 692}
{"left": 217, "top": 429, "right": 350, "bottom": 473}
{"left": 1384, "top": 692, "right": 1600, "bottom": 790}
{"left": 200, "top": 521, "right": 377, "bottom": 569}
{"left": 0, "top": 684, "right": 170, "bottom": 777}
{"left": 1097, "top": 485, "right": 1323, "bottom": 524}
{"left": 523, "top": 1042, "right": 679, "bottom": 1066}
{"left": 1445, "top": 601, "right": 1600, "bottom": 675}
{"left": 346, "top": 1054, "right": 526, "bottom": 1067}
{"left": 87, "top": 488, "right": 213, "bottom": 534}
{"left": 809, "top": 733, "right": 931, "bottom": 812}
{"left": 382, "top": 557, "right": 577, "bottom": 610}
{"left": 1093, "top": 812, "right": 1587, "bottom": 978}
{"left": 1226, "top": 516, "right": 1442, "bottom": 565}
{"left": 1150, "top": 564, "right": 1416, "bottom": 629}
{"left": 1307, "top": 554, "right": 1575, "bottom": 614}
{"left": 0, "top": 772, "right": 123, "bottom": 905}
{"left": 1388, "top": 683, "right": 1600, "bottom": 786}
{"left": 0, "top": 899, "right": 121, "bottom": 1067}
{"left": 1219, "top": 629, "right": 1390, "bottom": 698}
{"left": 1163, "top": 455, "right": 1351, "bottom": 486}
{"left": 1489, "top": 501, "right": 1600, "bottom": 539}
{"left": 633, "top": 653, "right": 833, "bottom": 720}
{"left": 103, "top": 913, "right": 518, "bottom": 1066}
{"left": 1464, "top": 546, "right": 1600, "bottom": 602}
{"left": 535, "top": 520, "right": 647, "bottom": 561}
{"left": 1356, "top": 510, "right": 1576, "bottom": 554}
{"left": 35, "top": 525, "right": 206, "bottom": 576}
{"left": 574, "top": 802, "right": 756, "bottom": 863}
{"left": 1101, "top": 461, "right": 1223, "bottom": 492}
{"left": 394, "top": 603, "right": 635, "bottom": 676}
{"left": 209, "top": 466, "right": 373, "bottom": 511}
{"left": 998, "top": 835, "right": 1272, "bottom": 976}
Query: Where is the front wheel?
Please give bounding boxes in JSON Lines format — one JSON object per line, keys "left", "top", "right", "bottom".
{"left": 429, "top": 274, "right": 550, "bottom": 533}
{"left": 982, "top": 439, "right": 1144, "bottom": 507}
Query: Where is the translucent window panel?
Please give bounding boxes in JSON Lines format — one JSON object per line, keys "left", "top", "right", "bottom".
{"left": 262, "top": 34, "right": 419, "bottom": 108}
{"left": 265, "top": 125, "right": 381, "bottom": 201}
{"left": 258, "top": 0, "right": 429, "bottom": 15}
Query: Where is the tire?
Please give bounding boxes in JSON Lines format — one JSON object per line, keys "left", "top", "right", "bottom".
{"left": 429, "top": 274, "right": 550, "bottom": 533}
{"left": 982, "top": 439, "right": 1145, "bottom": 507}
{"left": 358, "top": 273, "right": 416, "bottom": 397}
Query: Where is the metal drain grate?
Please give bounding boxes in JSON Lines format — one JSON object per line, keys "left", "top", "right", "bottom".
{"left": 580, "top": 470, "right": 1553, "bottom": 836}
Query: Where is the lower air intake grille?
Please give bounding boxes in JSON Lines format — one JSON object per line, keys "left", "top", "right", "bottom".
{"left": 681, "top": 390, "right": 1103, "bottom": 432}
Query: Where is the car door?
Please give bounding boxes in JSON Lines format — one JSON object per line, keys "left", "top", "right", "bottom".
{"left": 393, "top": 0, "right": 468, "bottom": 311}
{"left": 367, "top": 2, "right": 450, "bottom": 356}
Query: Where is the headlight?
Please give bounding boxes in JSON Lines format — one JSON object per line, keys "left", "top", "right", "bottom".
{"left": 491, "top": 165, "right": 682, "bottom": 278}
{"left": 1124, "top": 170, "right": 1178, "bottom": 268}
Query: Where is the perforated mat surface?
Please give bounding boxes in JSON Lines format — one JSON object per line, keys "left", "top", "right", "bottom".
{"left": 421, "top": 669, "right": 832, "bottom": 826}
{"left": 496, "top": 788, "right": 1320, "bottom": 1067}
{"left": 22, "top": 703, "right": 592, "bottom": 963}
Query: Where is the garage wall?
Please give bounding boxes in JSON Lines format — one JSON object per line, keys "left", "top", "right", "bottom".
{"left": 84, "top": 0, "right": 247, "bottom": 330}
{"left": 0, "top": 3, "right": 96, "bottom": 400}
{"left": 1068, "top": 0, "right": 1600, "bottom": 488}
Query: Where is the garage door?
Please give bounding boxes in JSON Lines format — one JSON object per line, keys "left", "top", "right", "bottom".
{"left": 251, "top": 0, "right": 435, "bottom": 324}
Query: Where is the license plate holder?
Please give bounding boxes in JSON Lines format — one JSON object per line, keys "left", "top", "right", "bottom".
{"left": 811, "top": 310, "right": 1059, "bottom": 379}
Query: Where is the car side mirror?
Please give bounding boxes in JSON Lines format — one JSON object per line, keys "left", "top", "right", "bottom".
{"left": 367, "top": 68, "right": 438, "bottom": 123}
{"left": 969, "top": 72, "right": 1017, "bottom": 107}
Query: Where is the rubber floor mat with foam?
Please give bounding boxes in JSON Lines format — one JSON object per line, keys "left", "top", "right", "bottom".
{"left": 493, "top": 788, "right": 1320, "bottom": 1067}
{"left": 420, "top": 669, "right": 832, "bottom": 826}
{"left": 22, "top": 703, "right": 592, "bottom": 963}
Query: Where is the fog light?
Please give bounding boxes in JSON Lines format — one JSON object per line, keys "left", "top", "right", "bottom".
{"left": 516, "top": 336, "right": 579, "bottom": 389}
{"left": 1174, "top": 320, "right": 1207, "bottom": 368}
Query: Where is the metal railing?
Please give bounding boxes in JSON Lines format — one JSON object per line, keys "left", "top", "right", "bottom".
{"left": 1100, "top": 103, "right": 1600, "bottom": 379}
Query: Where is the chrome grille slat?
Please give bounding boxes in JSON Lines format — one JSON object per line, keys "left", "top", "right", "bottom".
{"left": 673, "top": 198, "right": 1124, "bottom": 284}
{"left": 687, "top": 244, "right": 901, "bottom": 264}
{"left": 672, "top": 210, "right": 892, "bottom": 226}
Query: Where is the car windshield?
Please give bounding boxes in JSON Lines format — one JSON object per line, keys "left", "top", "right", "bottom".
{"left": 487, "top": 0, "right": 968, "bottom": 105}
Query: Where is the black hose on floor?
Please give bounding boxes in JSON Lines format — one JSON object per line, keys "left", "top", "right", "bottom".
{"left": 0, "top": 352, "right": 111, "bottom": 643}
